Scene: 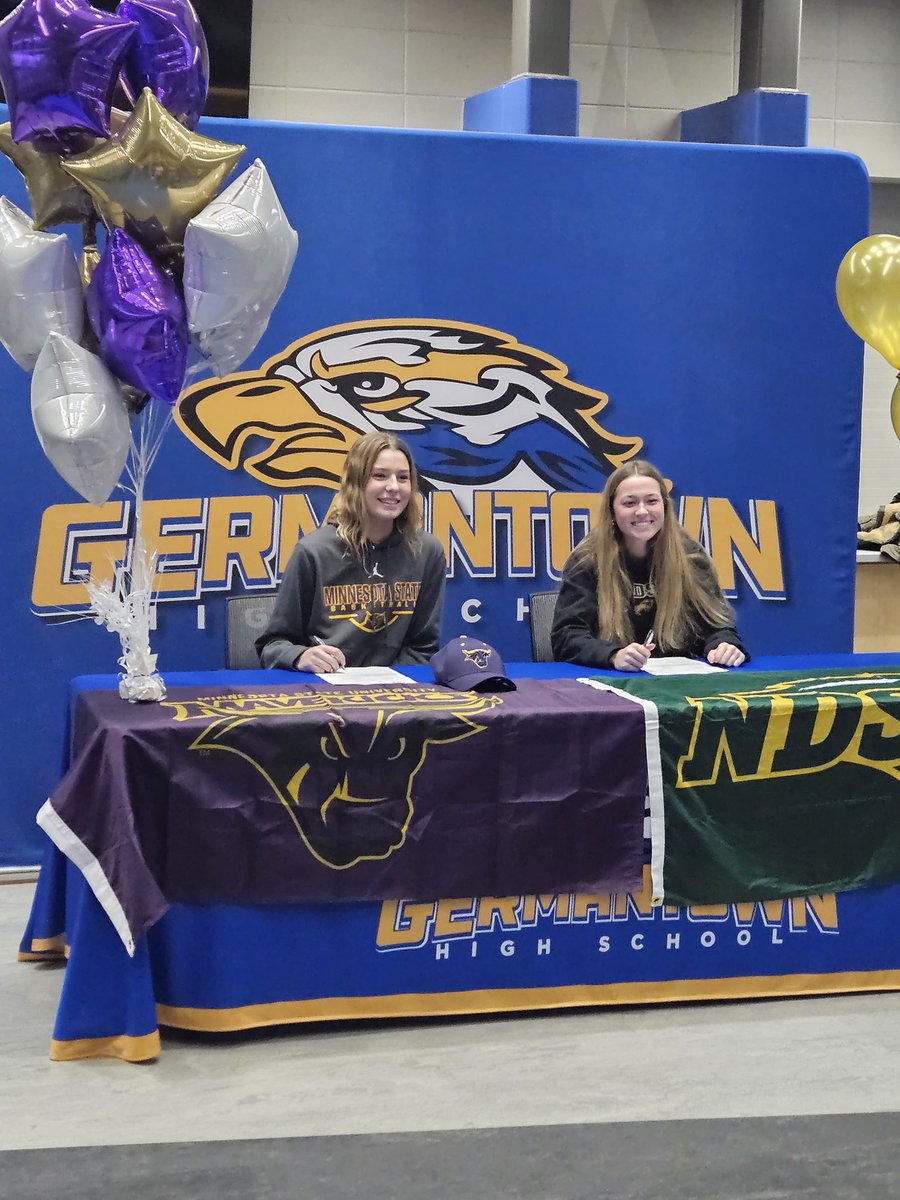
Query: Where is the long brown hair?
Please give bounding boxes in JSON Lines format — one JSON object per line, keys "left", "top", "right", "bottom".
{"left": 572, "top": 459, "right": 732, "bottom": 651}
{"left": 328, "top": 432, "right": 423, "bottom": 556}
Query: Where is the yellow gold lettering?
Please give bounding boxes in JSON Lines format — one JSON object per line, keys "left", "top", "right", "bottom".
{"left": 687, "top": 903, "right": 729, "bottom": 919}
{"left": 433, "top": 898, "right": 476, "bottom": 938}
{"left": 493, "top": 491, "right": 545, "bottom": 572}
{"left": 32, "top": 502, "right": 126, "bottom": 608}
{"left": 202, "top": 495, "right": 276, "bottom": 587}
{"left": 549, "top": 491, "right": 600, "bottom": 573}
{"left": 707, "top": 497, "right": 784, "bottom": 596}
{"left": 278, "top": 494, "right": 319, "bottom": 572}
{"left": 140, "top": 498, "right": 203, "bottom": 594}
{"left": 474, "top": 896, "right": 520, "bottom": 930}
{"left": 680, "top": 495, "right": 705, "bottom": 541}
{"left": 431, "top": 491, "right": 495, "bottom": 572}
{"left": 791, "top": 893, "right": 838, "bottom": 931}
{"left": 375, "top": 899, "right": 435, "bottom": 946}
{"left": 521, "top": 894, "right": 570, "bottom": 922}
{"left": 571, "top": 893, "right": 613, "bottom": 920}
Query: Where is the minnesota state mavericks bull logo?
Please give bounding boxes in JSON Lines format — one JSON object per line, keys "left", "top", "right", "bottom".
{"left": 176, "top": 319, "right": 642, "bottom": 491}
{"left": 164, "top": 687, "right": 500, "bottom": 869}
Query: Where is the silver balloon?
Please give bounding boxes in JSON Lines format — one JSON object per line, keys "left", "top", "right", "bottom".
{"left": 183, "top": 158, "right": 298, "bottom": 375}
{"left": 32, "top": 333, "right": 131, "bottom": 504}
{"left": 0, "top": 197, "right": 84, "bottom": 371}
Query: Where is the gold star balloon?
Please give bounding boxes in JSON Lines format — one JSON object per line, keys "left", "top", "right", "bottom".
{"left": 0, "top": 111, "right": 130, "bottom": 230}
{"left": 0, "top": 123, "right": 92, "bottom": 228}
{"left": 61, "top": 89, "right": 245, "bottom": 249}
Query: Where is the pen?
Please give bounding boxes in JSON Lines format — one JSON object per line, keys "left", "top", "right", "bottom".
{"left": 312, "top": 636, "right": 344, "bottom": 670}
{"left": 643, "top": 629, "right": 655, "bottom": 647}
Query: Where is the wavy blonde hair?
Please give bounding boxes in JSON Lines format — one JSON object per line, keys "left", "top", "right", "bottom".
{"left": 328, "top": 432, "right": 423, "bottom": 556}
{"left": 573, "top": 459, "right": 732, "bottom": 651}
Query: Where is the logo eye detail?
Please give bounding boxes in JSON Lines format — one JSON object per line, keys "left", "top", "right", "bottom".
{"left": 337, "top": 373, "right": 401, "bottom": 401}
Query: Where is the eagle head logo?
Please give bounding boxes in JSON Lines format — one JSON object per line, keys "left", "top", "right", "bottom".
{"left": 176, "top": 319, "right": 642, "bottom": 492}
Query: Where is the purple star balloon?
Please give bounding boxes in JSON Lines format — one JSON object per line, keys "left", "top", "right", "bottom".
{"left": 0, "top": 0, "right": 138, "bottom": 150}
{"left": 117, "top": 0, "right": 209, "bottom": 130}
{"left": 87, "top": 228, "right": 188, "bottom": 406}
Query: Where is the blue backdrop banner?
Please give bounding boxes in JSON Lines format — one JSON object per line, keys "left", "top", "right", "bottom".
{"left": 0, "top": 120, "right": 867, "bottom": 864}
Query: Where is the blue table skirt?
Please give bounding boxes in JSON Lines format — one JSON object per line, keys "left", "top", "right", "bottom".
{"left": 21, "top": 655, "right": 900, "bottom": 1062}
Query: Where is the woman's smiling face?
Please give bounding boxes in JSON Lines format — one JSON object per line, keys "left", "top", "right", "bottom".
{"left": 363, "top": 448, "right": 412, "bottom": 539}
{"left": 612, "top": 473, "right": 665, "bottom": 556}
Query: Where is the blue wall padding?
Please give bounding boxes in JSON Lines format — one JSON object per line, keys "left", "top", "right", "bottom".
{"left": 681, "top": 88, "right": 810, "bottom": 148}
{"left": 0, "top": 119, "right": 867, "bottom": 863}
{"left": 464, "top": 74, "right": 579, "bottom": 136}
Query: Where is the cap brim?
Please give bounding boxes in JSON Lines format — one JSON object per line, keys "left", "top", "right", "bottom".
{"left": 437, "top": 672, "right": 517, "bottom": 692}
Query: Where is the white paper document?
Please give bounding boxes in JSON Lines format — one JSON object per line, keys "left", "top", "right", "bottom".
{"left": 314, "top": 665, "right": 415, "bottom": 685}
{"left": 641, "top": 657, "right": 726, "bottom": 676}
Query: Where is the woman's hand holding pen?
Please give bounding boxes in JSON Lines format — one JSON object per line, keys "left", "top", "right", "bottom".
{"left": 295, "top": 637, "right": 346, "bottom": 673}
{"left": 612, "top": 629, "right": 655, "bottom": 672}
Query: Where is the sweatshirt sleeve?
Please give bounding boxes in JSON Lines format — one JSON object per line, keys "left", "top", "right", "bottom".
{"left": 255, "top": 543, "right": 317, "bottom": 670}
{"left": 550, "top": 553, "right": 621, "bottom": 668}
{"left": 395, "top": 537, "right": 446, "bottom": 665}
{"left": 686, "top": 542, "right": 751, "bottom": 662}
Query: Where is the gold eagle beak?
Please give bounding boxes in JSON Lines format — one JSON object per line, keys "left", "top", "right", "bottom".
{"left": 176, "top": 374, "right": 362, "bottom": 489}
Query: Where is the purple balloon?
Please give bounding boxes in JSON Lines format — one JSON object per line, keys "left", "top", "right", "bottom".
{"left": 0, "top": 0, "right": 137, "bottom": 150}
{"left": 117, "top": 0, "right": 209, "bottom": 130}
{"left": 87, "top": 228, "right": 188, "bottom": 406}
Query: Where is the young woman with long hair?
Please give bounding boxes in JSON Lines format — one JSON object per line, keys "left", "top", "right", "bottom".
{"left": 551, "top": 460, "right": 747, "bottom": 671}
{"left": 257, "top": 432, "right": 446, "bottom": 672}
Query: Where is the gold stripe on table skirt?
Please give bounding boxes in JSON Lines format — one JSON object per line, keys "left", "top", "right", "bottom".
{"left": 19, "top": 934, "right": 68, "bottom": 960}
{"left": 156, "top": 969, "right": 900, "bottom": 1032}
{"left": 50, "top": 1031, "right": 160, "bottom": 1063}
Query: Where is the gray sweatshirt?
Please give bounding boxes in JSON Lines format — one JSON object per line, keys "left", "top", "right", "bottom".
{"left": 256, "top": 524, "right": 446, "bottom": 670}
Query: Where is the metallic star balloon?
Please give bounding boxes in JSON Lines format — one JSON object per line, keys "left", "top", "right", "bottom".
{"left": 0, "top": 197, "right": 84, "bottom": 371}
{"left": 0, "top": 111, "right": 129, "bottom": 229}
{"left": 31, "top": 331, "right": 131, "bottom": 505}
{"left": 0, "top": 0, "right": 137, "bottom": 151}
{"left": 86, "top": 227, "right": 189, "bottom": 405}
{"left": 184, "top": 158, "right": 299, "bottom": 374}
{"left": 118, "top": 0, "right": 210, "bottom": 130}
{"left": 62, "top": 89, "right": 245, "bottom": 249}
{"left": 0, "top": 124, "right": 92, "bottom": 228}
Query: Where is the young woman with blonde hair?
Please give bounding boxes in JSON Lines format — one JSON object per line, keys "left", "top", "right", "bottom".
{"left": 551, "top": 460, "right": 747, "bottom": 671}
{"left": 257, "top": 432, "right": 446, "bottom": 672}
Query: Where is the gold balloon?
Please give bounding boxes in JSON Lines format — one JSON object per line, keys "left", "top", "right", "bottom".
{"left": 836, "top": 234, "right": 900, "bottom": 370}
{"left": 0, "top": 123, "right": 93, "bottom": 229}
{"left": 61, "top": 89, "right": 245, "bottom": 249}
{"left": 892, "top": 375, "right": 900, "bottom": 442}
{"left": 0, "top": 112, "right": 130, "bottom": 230}
{"left": 80, "top": 245, "right": 101, "bottom": 288}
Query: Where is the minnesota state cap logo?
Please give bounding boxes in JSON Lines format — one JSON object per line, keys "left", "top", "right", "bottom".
{"left": 176, "top": 319, "right": 642, "bottom": 491}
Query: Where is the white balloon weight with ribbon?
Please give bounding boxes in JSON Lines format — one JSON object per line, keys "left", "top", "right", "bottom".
{"left": 31, "top": 331, "right": 130, "bottom": 504}
{"left": 0, "top": 196, "right": 84, "bottom": 370}
{"left": 183, "top": 158, "right": 298, "bottom": 375}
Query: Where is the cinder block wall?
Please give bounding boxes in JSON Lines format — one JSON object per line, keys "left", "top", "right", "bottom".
{"left": 248, "top": 0, "right": 900, "bottom": 514}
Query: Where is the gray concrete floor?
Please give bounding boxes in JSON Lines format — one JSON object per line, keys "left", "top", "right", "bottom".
{"left": 5, "top": 878, "right": 900, "bottom": 1195}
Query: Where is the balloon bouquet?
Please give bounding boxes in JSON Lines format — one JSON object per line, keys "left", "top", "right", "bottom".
{"left": 836, "top": 235, "right": 900, "bottom": 444}
{"left": 0, "top": 0, "right": 298, "bottom": 701}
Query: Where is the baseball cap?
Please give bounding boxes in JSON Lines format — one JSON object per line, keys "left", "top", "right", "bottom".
{"left": 430, "top": 636, "right": 516, "bottom": 692}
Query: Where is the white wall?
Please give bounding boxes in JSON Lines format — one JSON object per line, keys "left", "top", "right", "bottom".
{"left": 860, "top": 182, "right": 900, "bottom": 516}
{"left": 249, "top": 0, "right": 900, "bottom": 175}
{"left": 248, "top": 0, "right": 900, "bottom": 513}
